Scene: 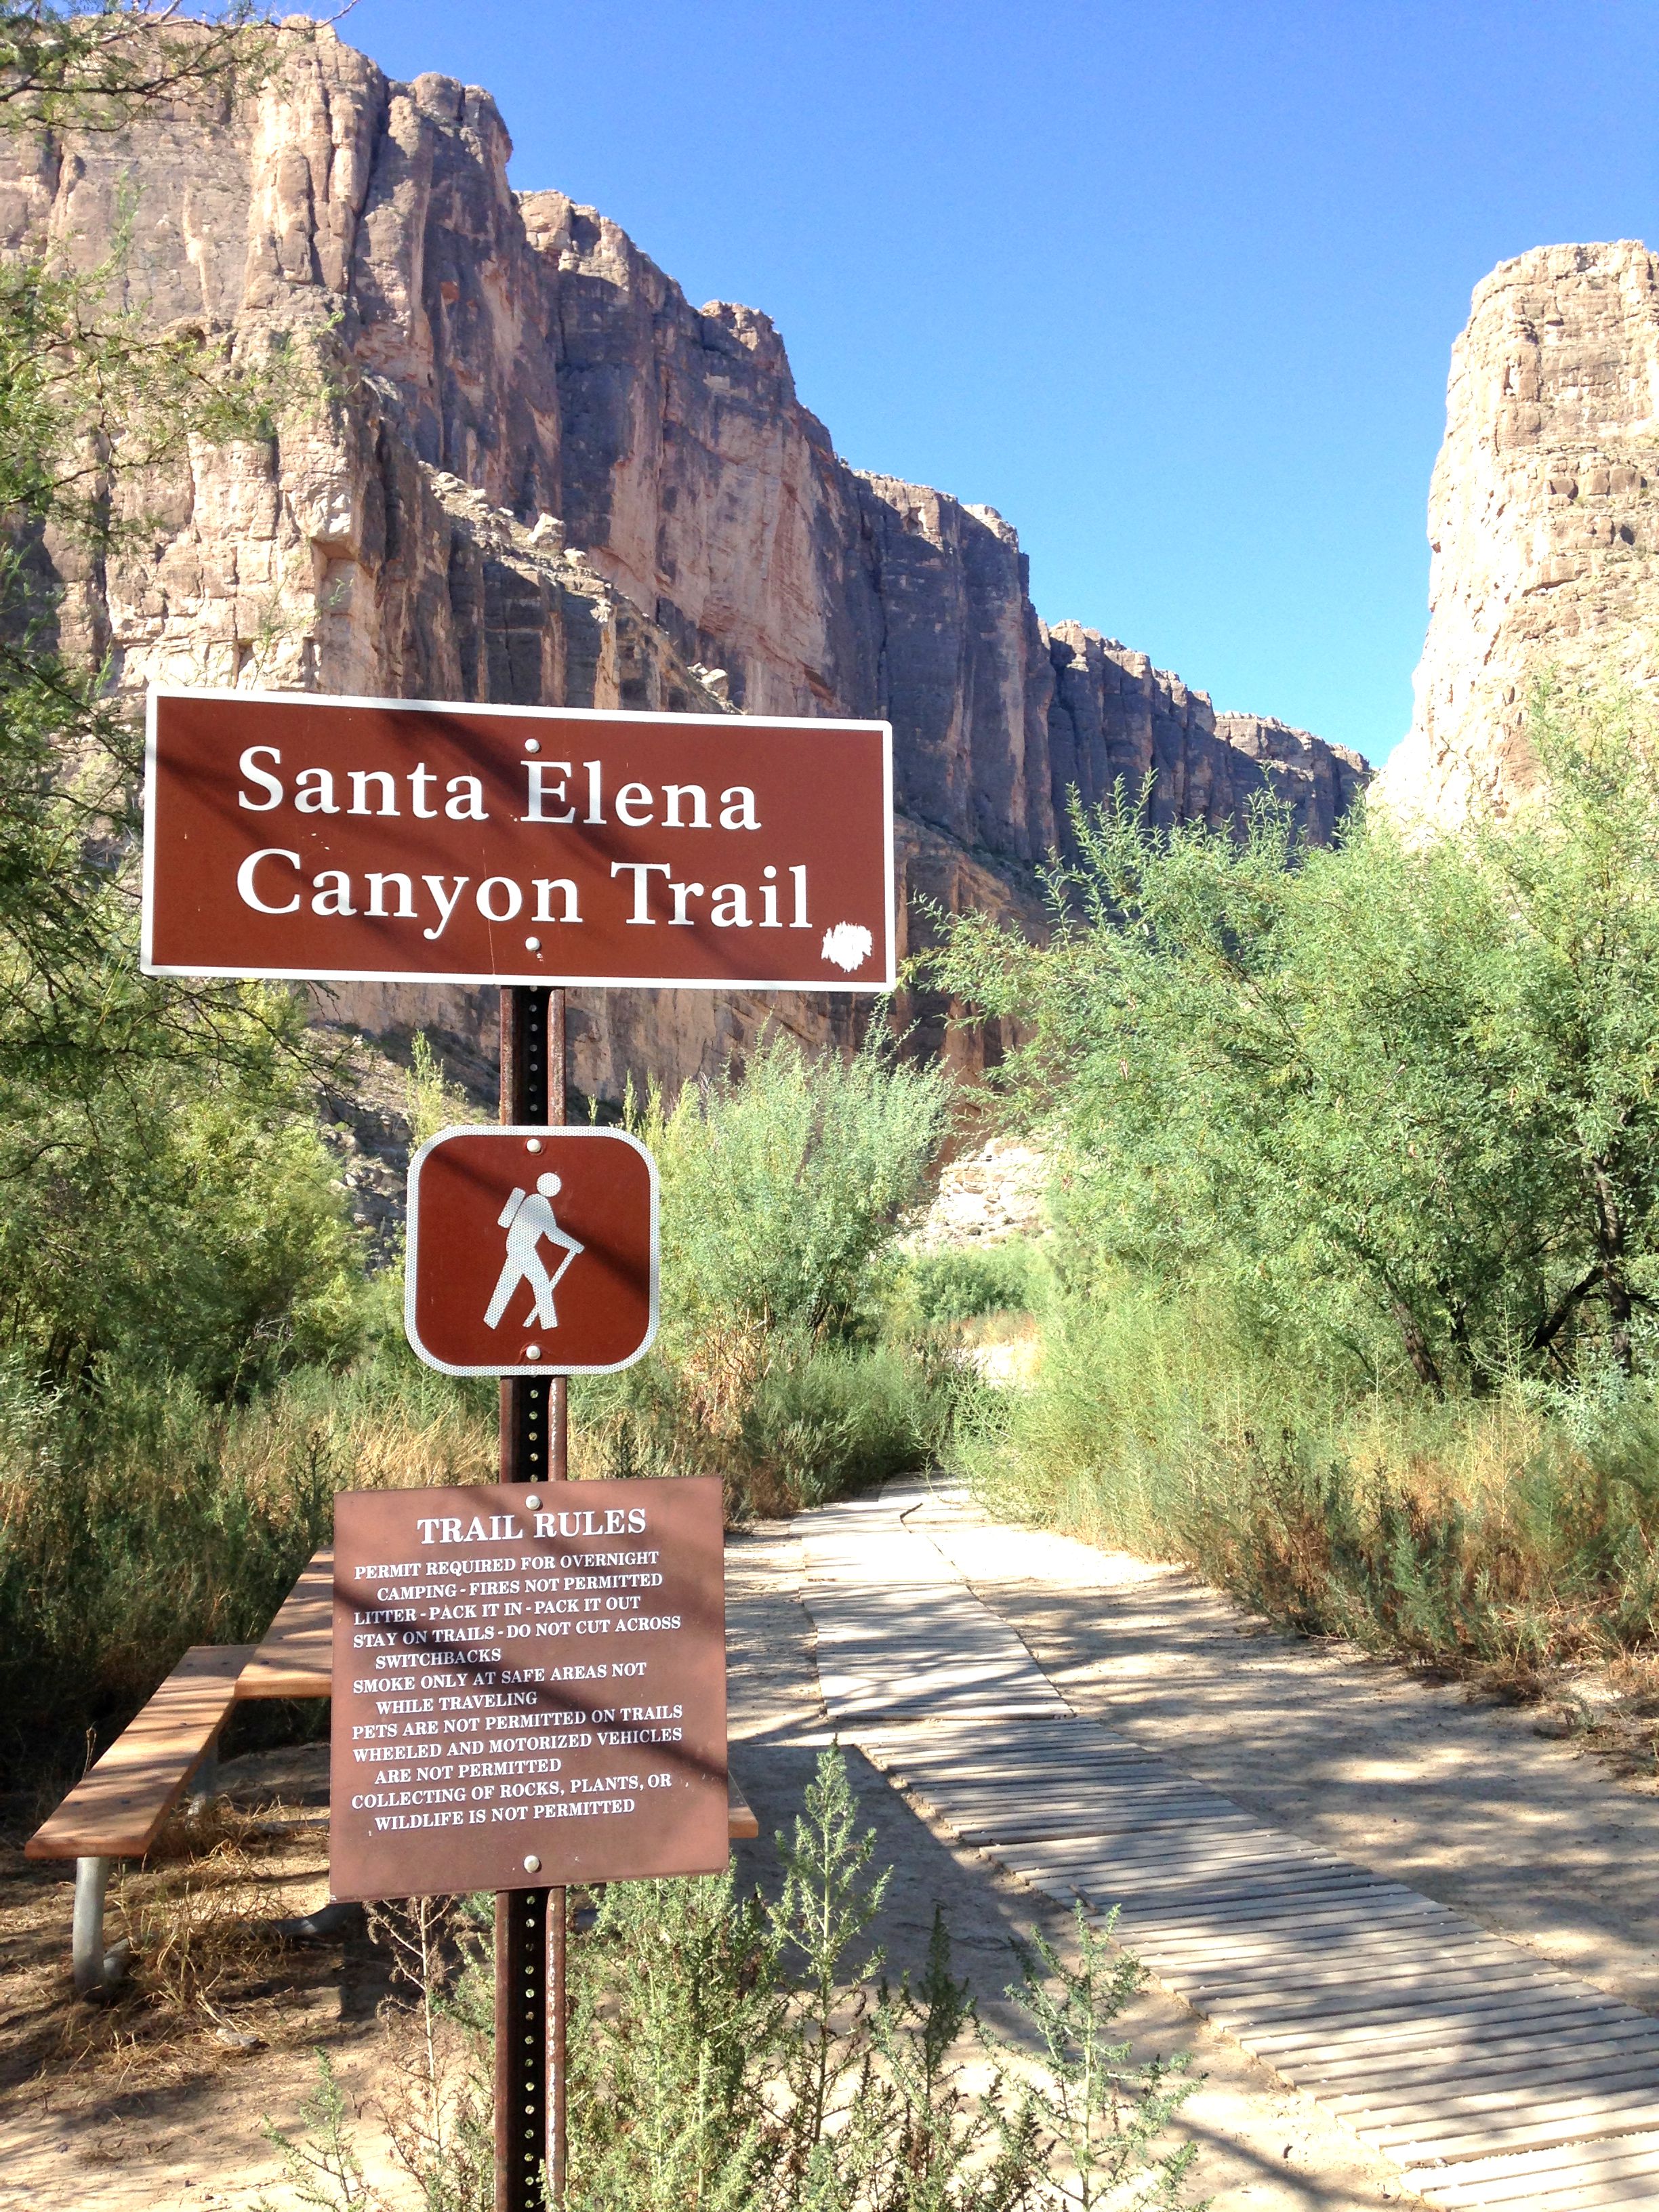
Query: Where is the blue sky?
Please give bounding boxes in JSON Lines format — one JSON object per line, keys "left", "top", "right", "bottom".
{"left": 342, "top": 1, "right": 1658, "bottom": 765}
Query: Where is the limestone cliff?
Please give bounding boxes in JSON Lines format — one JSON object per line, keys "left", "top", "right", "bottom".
{"left": 1381, "top": 241, "right": 1659, "bottom": 824}
{"left": 4, "top": 22, "right": 1364, "bottom": 1096}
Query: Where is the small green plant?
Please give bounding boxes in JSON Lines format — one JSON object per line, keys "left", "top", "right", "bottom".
{"left": 1002, "top": 1907, "right": 1203, "bottom": 2210}
{"left": 255, "top": 1897, "right": 494, "bottom": 2212}
{"left": 897, "top": 1243, "right": 1046, "bottom": 1330}
{"left": 254, "top": 2049, "right": 376, "bottom": 2212}
{"left": 253, "top": 1752, "right": 1205, "bottom": 2212}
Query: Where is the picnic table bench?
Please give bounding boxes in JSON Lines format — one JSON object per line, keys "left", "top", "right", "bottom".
{"left": 28, "top": 1544, "right": 759, "bottom": 1997}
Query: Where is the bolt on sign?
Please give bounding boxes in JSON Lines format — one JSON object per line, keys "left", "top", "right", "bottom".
{"left": 142, "top": 688, "right": 895, "bottom": 991}
{"left": 330, "top": 1477, "right": 729, "bottom": 1900}
{"left": 407, "top": 1127, "right": 657, "bottom": 1378}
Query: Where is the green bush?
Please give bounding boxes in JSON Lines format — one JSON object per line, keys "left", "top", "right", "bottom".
{"left": 645, "top": 1029, "right": 951, "bottom": 1345}
{"left": 898, "top": 1242, "right": 1046, "bottom": 1328}
{"left": 575, "top": 1031, "right": 960, "bottom": 1516}
{"left": 0, "top": 1067, "right": 368, "bottom": 1398}
{"left": 260, "top": 1749, "right": 1206, "bottom": 2212}
{"left": 928, "top": 682, "right": 1659, "bottom": 1395}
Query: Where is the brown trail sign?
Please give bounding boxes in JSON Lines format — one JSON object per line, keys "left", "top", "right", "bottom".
{"left": 406, "top": 1126, "right": 657, "bottom": 1376}
{"left": 142, "top": 687, "right": 895, "bottom": 992}
{"left": 140, "top": 687, "right": 897, "bottom": 2211}
{"left": 329, "top": 1479, "right": 728, "bottom": 1902}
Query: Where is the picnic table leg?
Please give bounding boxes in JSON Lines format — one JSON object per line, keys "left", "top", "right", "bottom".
{"left": 72, "top": 1856, "right": 128, "bottom": 1999}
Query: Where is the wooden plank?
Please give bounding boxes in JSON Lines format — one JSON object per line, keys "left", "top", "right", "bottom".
{"left": 1127, "top": 1906, "right": 1463, "bottom": 1956}
{"left": 1132, "top": 1891, "right": 1469, "bottom": 1941}
{"left": 1410, "top": 2131, "right": 1659, "bottom": 2207}
{"left": 25, "top": 1645, "right": 253, "bottom": 1859}
{"left": 727, "top": 1777, "right": 758, "bottom": 1840}
{"left": 237, "top": 1545, "right": 333, "bottom": 1698}
{"left": 1305, "top": 2024, "right": 1659, "bottom": 2093}
{"left": 1005, "top": 1827, "right": 1321, "bottom": 1869}
{"left": 1257, "top": 1999, "right": 1657, "bottom": 2069}
{"left": 1167, "top": 1936, "right": 1521, "bottom": 1991}
{"left": 1118, "top": 1879, "right": 1437, "bottom": 1927}
{"left": 1376, "top": 2093, "right": 1659, "bottom": 2165}
{"left": 1122, "top": 1880, "right": 1445, "bottom": 1930}
{"left": 1336, "top": 2052, "right": 1659, "bottom": 2129}
{"left": 1193, "top": 1976, "right": 1565, "bottom": 2039}
{"left": 1248, "top": 1990, "right": 1645, "bottom": 2057}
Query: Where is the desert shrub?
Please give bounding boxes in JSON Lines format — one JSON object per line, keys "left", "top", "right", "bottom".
{"left": 959, "top": 1270, "right": 1659, "bottom": 1685}
{"left": 897, "top": 1242, "right": 1046, "bottom": 1330}
{"left": 646, "top": 1029, "right": 951, "bottom": 1345}
{"left": 260, "top": 1749, "right": 1205, "bottom": 2212}
{"left": 575, "top": 1031, "right": 960, "bottom": 1515}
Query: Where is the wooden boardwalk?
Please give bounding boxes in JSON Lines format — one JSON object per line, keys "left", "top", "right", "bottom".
{"left": 795, "top": 1483, "right": 1659, "bottom": 2209}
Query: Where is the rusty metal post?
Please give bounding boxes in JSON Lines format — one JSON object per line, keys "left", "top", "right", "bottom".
{"left": 495, "top": 984, "right": 570, "bottom": 2211}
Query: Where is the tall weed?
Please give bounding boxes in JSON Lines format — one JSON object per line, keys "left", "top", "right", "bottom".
{"left": 962, "top": 1275, "right": 1659, "bottom": 1687}
{"left": 258, "top": 1750, "right": 1204, "bottom": 2212}
{"left": 0, "top": 1332, "right": 495, "bottom": 1785}
{"left": 576, "top": 1033, "right": 961, "bottom": 1517}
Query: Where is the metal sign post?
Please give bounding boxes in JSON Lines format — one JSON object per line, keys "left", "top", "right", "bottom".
{"left": 501, "top": 981, "right": 561, "bottom": 2212}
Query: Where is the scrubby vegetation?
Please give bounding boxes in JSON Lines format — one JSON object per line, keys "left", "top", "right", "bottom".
{"left": 930, "top": 682, "right": 1659, "bottom": 1689}
{"left": 1, "top": 1024, "right": 968, "bottom": 1786}
{"left": 573, "top": 1033, "right": 964, "bottom": 1515}
{"left": 258, "top": 1748, "right": 1205, "bottom": 2212}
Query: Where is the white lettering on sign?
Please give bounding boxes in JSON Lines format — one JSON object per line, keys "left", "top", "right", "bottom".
{"left": 234, "top": 845, "right": 793, "bottom": 942}
{"left": 155, "top": 694, "right": 895, "bottom": 998}
{"left": 332, "top": 1487, "right": 722, "bottom": 1893}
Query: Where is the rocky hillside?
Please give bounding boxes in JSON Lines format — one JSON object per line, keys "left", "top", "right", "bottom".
{"left": 1380, "top": 240, "right": 1659, "bottom": 825}
{"left": 5, "top": 22, "right": 1365, "bottom": 1097}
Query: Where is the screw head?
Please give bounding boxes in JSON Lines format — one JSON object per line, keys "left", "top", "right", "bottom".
{"left": 525, "top": 1494, "right": 540, "bottom": 1509}
{"left": 523, "top": 1854, "right": 541, "bottom": 1874}
{"left": 524, "top": 739, "right": 541, "bottom": 754}
{"left": 525, "top": 935, "right": 541, "bottom": 952}
{"left": 526, "top": 1137, "right": 542, "bottom": 1153}
{"left": 525, "top": 1345, "right": 543, "bottom": 1361}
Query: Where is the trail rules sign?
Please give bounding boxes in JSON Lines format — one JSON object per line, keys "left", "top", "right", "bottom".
{"left": 142, "top": 688, "right": 895, "bottom": 991}
{"left": 406, "top": 1126, "right": 657, "bottom": 1377}
{"left": 329, "top": 1476, "right": 728, "bottom": 1901}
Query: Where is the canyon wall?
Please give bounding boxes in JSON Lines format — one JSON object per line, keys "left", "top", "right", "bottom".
{"left": 1380, "top": 240, "right": 1659, "bottom": 825}
{"left": 4, "top": 23, "right": 1365, "bottom": 1096}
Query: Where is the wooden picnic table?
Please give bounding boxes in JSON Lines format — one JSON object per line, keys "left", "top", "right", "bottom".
{"left": 29, "top": 1541, "right": 757, "bottom": 1996}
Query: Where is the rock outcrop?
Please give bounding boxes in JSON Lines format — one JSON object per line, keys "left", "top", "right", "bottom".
{"left": 4, "top": 23, "right": 1365, "bottom": 1096}
{"left": 1381, "top": 241, "right": 1659, "bottom": 824}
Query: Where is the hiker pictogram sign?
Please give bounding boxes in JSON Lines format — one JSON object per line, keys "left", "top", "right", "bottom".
{"left": 406, "top": 1126, "right": 657, "bottom": 1376}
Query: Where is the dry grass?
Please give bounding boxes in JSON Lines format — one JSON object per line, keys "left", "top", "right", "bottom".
{"left": 965, "top": 1282, "right": 1659, "bottom": 1697}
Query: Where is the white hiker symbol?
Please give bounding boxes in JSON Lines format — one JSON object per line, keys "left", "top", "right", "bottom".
{"left": 485, "top": 1173, "right": 586, "bottom": 1332}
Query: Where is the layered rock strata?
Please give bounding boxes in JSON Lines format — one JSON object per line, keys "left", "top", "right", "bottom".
{"left": 1382, "top": 240, "right": 1659, "bottom": 824}
{"left": 4, "top": 24, "right": 1364, "bottom": 1094}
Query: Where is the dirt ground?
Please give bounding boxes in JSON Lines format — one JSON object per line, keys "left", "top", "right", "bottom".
{"left": 17, "top": 1491, "right": 1657, "bottom": 2207}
